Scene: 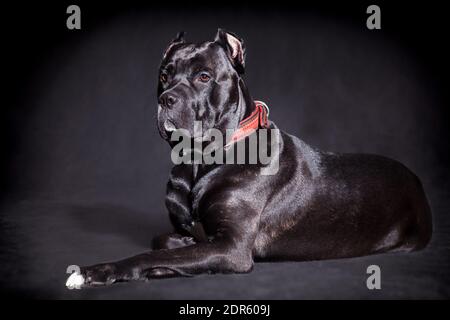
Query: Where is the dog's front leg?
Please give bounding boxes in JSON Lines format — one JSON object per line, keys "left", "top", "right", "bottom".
{"left": 71, "top": 204, "right": 259, "bottom": 287}
{"left": 151, "top": 232, "right": 196, "bottom": 250}
{"left": 77, "top": 238, "right": 253, "bottom": 287}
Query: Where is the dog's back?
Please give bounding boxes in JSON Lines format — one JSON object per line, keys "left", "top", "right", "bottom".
{"left": 253, "top": 130, "right": 432, "bottom": 261}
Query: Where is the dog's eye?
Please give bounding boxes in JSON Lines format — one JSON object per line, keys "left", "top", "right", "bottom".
{"left": 198, "top": 73, "right": 211, "bottom": 83}
{"left": 160, "top": 73, "right": 168, "bottom": 83}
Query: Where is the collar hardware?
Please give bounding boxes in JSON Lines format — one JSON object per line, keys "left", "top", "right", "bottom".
{"left": 224, "top": 100, "right": 270, "bottom": 149}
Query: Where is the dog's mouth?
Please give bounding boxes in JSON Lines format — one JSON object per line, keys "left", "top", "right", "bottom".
{"left": 158, "top": 119, "right": 176, "bottom": 141}
{"left": 157, "top": 105, "right": 177, "bottom": 140}
{"left": 157, "top": 105, "right": 206, "bottom": 143}
{"left": 164, "top": 119, "right": 177, "bottom": 132}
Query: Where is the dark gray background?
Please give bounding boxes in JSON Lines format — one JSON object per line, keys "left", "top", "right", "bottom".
{"left": 1, "top": 1, "right": 449, "bottom": 299}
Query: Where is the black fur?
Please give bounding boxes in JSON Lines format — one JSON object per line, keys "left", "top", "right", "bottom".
{"left": 78, "top": 30, "right": 432, "bottom": 287}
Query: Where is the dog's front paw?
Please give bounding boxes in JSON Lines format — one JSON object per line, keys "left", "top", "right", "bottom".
{"left": 82, "top": 263, "right": 119, "bottom": 287}
{"left": 66, "top": 271, "right": 85, "bottom": 289}
{"left": 65, "top": 263, "right": 119, "bottom": 289}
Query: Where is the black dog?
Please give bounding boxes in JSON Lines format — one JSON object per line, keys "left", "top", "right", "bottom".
{"left": 66, "top": 29, "right": 432, "bottom": 288}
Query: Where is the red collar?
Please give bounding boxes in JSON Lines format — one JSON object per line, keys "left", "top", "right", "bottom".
{"left": 224, "top": 100, "right": 270, "bottom": 149}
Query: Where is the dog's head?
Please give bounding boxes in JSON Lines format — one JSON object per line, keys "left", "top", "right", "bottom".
{"left": 157, "top": 29, "right": 249, "bottom": 142}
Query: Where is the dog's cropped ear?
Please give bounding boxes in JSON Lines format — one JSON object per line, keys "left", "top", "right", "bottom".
{"left": 163, "top": 31, "right": 185, "bottom": 59}
{"left": 215, "top": 29, "right": 245, "bottom": 74}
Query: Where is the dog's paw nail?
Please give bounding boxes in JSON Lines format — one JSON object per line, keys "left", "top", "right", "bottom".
{"left": 66, "top": 272, "right": 85, "bottom": 289}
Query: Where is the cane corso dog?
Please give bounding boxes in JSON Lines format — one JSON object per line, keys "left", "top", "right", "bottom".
{"left": 66, "top": 29, "right": 432, "bottom": 288}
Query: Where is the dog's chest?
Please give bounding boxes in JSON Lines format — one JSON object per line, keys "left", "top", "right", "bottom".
{"left": 166, "top": 164, "right": 218, "bottom": 223}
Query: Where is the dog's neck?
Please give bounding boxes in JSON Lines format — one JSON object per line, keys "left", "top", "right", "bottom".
{"left": 237, "top": 78, "right": 256, "bottom": 121}
{"left": 190, "top": 79, "right": 264, "bottom": 182}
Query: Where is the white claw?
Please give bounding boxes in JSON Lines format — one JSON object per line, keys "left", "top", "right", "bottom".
{"left": 66, "top": 272, "right": 85, "bottom": 289}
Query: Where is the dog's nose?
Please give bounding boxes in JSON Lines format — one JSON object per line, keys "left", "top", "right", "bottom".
{"left": 159, "top": 93, "right": 178, "bottom": 109}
